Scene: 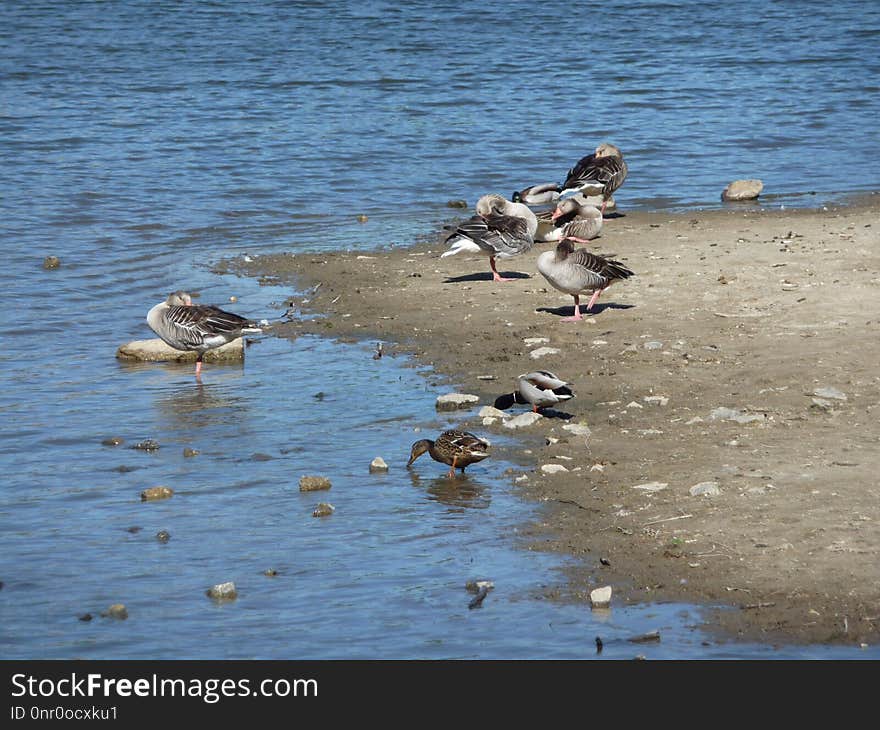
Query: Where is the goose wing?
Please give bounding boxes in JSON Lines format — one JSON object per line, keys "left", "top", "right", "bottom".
{"left": 562, "top": 154, "right": 627, "bottom": 196}
{"left": 163, "top": 304, "right": 257, "bottom": 348}
{"left": 567, "top": 249, "right": 635, "bottom": 282}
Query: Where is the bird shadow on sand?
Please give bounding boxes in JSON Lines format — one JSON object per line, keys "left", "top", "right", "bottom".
{"left": 444, "top": 271, "right": 531, "bottom": 283}
{"left": 535, "top": 302, "right": 634, "bottom": 318}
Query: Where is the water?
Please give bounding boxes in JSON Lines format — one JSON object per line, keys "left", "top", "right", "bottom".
{"left": 1, "top": 0, "right": 878, "bottom": 659}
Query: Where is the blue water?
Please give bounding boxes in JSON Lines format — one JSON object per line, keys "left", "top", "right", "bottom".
{"left": 1, "top": 0, "right": 878, "bottom": 659}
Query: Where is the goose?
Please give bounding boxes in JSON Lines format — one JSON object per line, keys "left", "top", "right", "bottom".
{"left": 407, "top": 429, "right": 491, "bottom": 478}
{"left": 537, "top": 240, "right": 634, "bottom": 321}
{"left": 512, "top": 182, "right": 561, "bottom": 205}
{"left": 146, "top": 290, "right": 262, "bottom": 377}
{"left": 494, "top": 371, "right": 575, "bottom": 412}
{"left": 535, "top": 196, "right": 603, "bottom": 243}
{"left": 559, "top": 142, "right": 627, "bottom": 215}
{"left": 441, "top": 194, "right": 537, "bottom": 282}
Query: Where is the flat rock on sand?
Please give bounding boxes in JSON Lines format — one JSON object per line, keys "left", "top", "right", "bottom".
{"left": 232, "top": 200, "right": 880, "bottom": 647}
{"left": 116, "top": 338, "right": 244, "bottom": 362}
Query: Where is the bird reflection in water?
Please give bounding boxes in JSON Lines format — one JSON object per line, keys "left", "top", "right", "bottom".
{"left": 154, "top": 380, "right": 251, "bottom": 433}
{"left": 407, "top": 470, "right": 491, "bottom": 511}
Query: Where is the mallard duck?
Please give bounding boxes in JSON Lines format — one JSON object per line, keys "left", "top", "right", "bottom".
{"left": 407, "top": 429, "right": 491, "bottom": 478}
{"left": 494, "top": 371, "right": 575, "bottom": 412}
{"left": 146, "top": 290, "right": 262, "bottom": 378}
{"left": 559, "top": 142, "right": 627, "bottom": 215}
{"left": 535, "top": 196, "right": 603, "bottom": 243}
{"left": 537, "top": 240, "right": 634, "bottom": 321}
{"left": 441, "top": 194, "right": 537, "bottom": 282}
{"left": 512, "top": 182, "right": 561, "bottom": 205}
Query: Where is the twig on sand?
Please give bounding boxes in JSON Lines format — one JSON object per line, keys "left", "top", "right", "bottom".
{"left": 643, "top": 513, "right": 693, "bottom": 526}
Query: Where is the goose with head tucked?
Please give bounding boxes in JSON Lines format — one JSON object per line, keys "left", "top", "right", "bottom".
{"left": 146, "top": 290, "right": 263, "bottom": 378}
{"left": 441, "top": 194, "right": 537, "bottom": 282}
{"left": 512, "top": 182, "right": 561, "bottom": 206}
{"left": 494, "top": 371, "right": 575, "bottom": 413}
{"left": 537, "top": 240, "right": 634, "bottom": 321}
{"left": 559, "top": 142, "right": 627, "bottom": 215}
{"left": 407, "top": 429, "right": 491, "bottom": 478}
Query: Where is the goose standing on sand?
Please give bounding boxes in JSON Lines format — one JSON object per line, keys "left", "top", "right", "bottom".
{"left": 494, "top": 371, "right": 575, "bottom": 413}
{"left": 512, "top": 182, "right": 561, "bottom": 205}
{"left": 535, "top": 195, "right": 603, "bottom": 243}
{"left": 407, "top": 429, "right": 491, "bottom": 478}
{"left": 146, "top": 290, "right": 263, "bottom": 378}
{"left": 537, "top": 240, "right": 635, "bottom": 321}
{"left": 441, "top": 194, "right": 537, "bottom": 282}
{"left": 559, "top": 142, "right": 627, "bottom": 215}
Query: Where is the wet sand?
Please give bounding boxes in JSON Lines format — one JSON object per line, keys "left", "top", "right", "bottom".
{"left": 229, "top": 195, "right": 880, "bottom": 646}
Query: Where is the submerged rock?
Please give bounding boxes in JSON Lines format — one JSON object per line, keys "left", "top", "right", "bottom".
{"left": 43, "top": 255, "right": 61, "bottom": 269}
{"left": 101, "top": 437, "right": 124, "bottom": 447}
{"left": 721, "top": 179, "right": 763, "bottom": 201}
{"left": 182, "top": 448, "right": 200, "bottom": 458}
{"left": 299, "top": 476, "right": 331, "bottom": 492}
{"left": 590, "top": 586, "right": 612, "bottom": 609}
{"left": 140, "top": 486, "right": 173, "bottom": 501}
{"left": 369, "top": 457, "right": 389, "bottom": 473}
{"left": 155, "top": 530, "right": 171, "bottom": 543}
{"left": 104, "top": 604, "right": 128, "bottom": 620}
{"left": 206, "top": 582, "right": 238, "bottom": 601}
{"left": 312, "top": 502, "right": 335, "bottom": 517}
{"left": 132, "top": 439, "right": 160, "bottom": 452}
{"left": 436, "top": 393, "right": 480, "bottom": 411}
{"left": 116, "top": 338, "right": 244, "bottom": 363}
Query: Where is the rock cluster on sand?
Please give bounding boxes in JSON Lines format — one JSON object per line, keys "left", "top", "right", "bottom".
{"left": 721, "top": 179, "right": 763, "bottom": 201}
{"left": 116, "top": 338, "right": 244, "bottom": 363}
{"left": 435, "top": 393, "right": 480, "bottom": 411}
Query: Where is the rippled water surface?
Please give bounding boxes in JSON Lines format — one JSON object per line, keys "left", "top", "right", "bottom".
{"left": 1, "top": 0, "right": 879, "bottom": 659}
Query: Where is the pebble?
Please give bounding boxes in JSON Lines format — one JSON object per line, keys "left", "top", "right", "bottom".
{"left": 435, "top": 393, "right": 480, "bottom": 411}
{"left": 479, "top": 405, "right": 507, "bottom": 419}
{"left": 140, "top": 486, "right": 173, "bottom": 501}
{"left": 104, "top": 604, "right": 128, "bottom": 620}
{"left": 810, "top": 398, "right": 833, "bottom": 412}
{"left": 812, "top": 386, "right": 846, "bottom": 401}
{"left": 312, "top": 502, "right": 335, "bottom": 517}
{"left": 299, "top": 476, "right": 331, "bottom": 492}
{"left": 132, "top": 439, "right": 160, "bottom": 452}
{"left": 101, "top": 437, "right": 124, "bottom": 447}
{"left": 369, "top": 456, "right": 389, "bottom": 473}
{"left": 709, "top": 407, "right": 765, "bottom": 424}
{"left": 155, "top": 530, "right": 171, "bottom": 543}
{"left": 590, "top": 586, "right": 612, "bottom": 609}
{"left": 42, "top": 255, "right": 61, "bottom": 269}
{"left": 561, "top": 423, "right": 592, "bottom": 438}
{"left": 625, "top": 401, "right": 644, "bottom": 409}
{"left": 206, "top": 582, "right": 238, "bottom": 601}
{"left": 503, "top": 412, "right": 543, "bottom": 429}
{"left": 643, "top": 395, "right": 669, "bottom": 406}
{"left": 632, "top": 481, "right": 668, "bottom": 492}
{"left": 523, "top": 337, "right": 550, "bottom": 346}
{"left": 529, "top": 346, "right": 561, "bottom": 359}
{"left": 541, "top": 463, "right": 569, "bottom": 474}
{"left": 183, "top": 448, "right": 200, "bottom": 457}
{"left": 643, "top": 341, "right": 664, "bottom": 350}
{"left": 689, "top": 481, "right": 722, "bottom": 497}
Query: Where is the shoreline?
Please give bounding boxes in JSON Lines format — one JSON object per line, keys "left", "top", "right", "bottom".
{"left": 228, "top": 197, "right": 880, "bottom": 646}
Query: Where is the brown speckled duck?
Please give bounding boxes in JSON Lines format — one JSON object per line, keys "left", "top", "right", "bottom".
{"left": 407, "top": 429, "right": 491, "bottom": 478}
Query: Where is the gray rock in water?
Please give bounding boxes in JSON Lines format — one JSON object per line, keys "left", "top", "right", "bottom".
{"left": 132, "top": 439, "right": 160, "bottom": 452}
{"left": 447, "top": 199, "right": 468, "bottom": 209}
{"left": 116, "top": 338, "right": 244, "bottom": 363}
{"left": 721, "top": 179, "right": 763, "bottom": 201}
{"left": 369, "top": 456, "right": 389, "bottom": 473}
{"left": 436, "top": 393, "right": 480, "bottom": 411}
{"left": 140, "top": 486, "right": 173, "bottom": 501}
{"left": 479, "top": 405, "right": 508, "bottom": 419}
{"left": 689, "top": 481, "right": 722, "bottom": 497}
{"left": 156, "top": 530, "right": 171, "bottom": 543}
{"left": 299, "top": 475, "right": 331, "bottom": 492}
{"left": 183, "top": 448, "right": 200, "bottom": 458}
{"left": 206, "top": 582, "right": 238, "bottom": 601}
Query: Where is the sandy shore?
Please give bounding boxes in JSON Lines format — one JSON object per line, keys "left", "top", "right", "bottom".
{"left": 228, "top": 195, "right": 880, "bottom": 646}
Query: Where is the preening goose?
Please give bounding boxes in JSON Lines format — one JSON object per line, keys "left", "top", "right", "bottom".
{"left": 559, "top": 142, "right": 627, "bottom": 215}
{"left": 407, "top": 429, "right": 491, "bottom": 478}
{"left": 146, "top": 290, "right": 262, "bottom": 378}
{"left": 512, "top": 182, "right": 561, "bottom": 205}
{"left": 494, "top": 371, "right": 575, "bottom": 413}
{"left": 535, "top": 196, "right": 603, "bottom": 243}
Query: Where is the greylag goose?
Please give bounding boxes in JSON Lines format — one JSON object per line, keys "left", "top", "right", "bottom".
{"left": 441, "top": 194, "right": 537, "bottom": 282}
{"left": 146, "top": 290, "right": 262, "bottom": 377}
{"left": 407, "top": 429, "right": 491, "bottom": 478}
{"left": 494, "top": 371, "right": 575, "bottom": 412}
{"left": 512, "top": 182, "right": 561, "bottom": 205}
{"left": 535, "top": 195, "right": 603, "bottom": 243}
{"left": 537, "top": 240, "right": 634, "bottom": 321}
{"left": 559, "top": 142, "right": 627, "bottom": 215}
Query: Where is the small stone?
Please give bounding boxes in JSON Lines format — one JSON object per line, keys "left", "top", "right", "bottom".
{"left": 503, "top": 412, "right": 543, "bottom": 429}
{"left": 263, "top": 568, "right": 278, "bottom": 577}
{"left": 446, "top": 199, "right": 468, "bottom": 208}
{"left": 479, "top": 405, "right": 507, "bottom": 419}
{"left": 810, "top": 398, "right": 833, "bottom": 412}
{"left": 541, "top": 463, "right": 569, "bottom": 474}
{"left": 43, "top": 255, "right": 61, "bottom": 269}
{"left": 206, "top": 582, "right": 237, "bottom": 601}
{"left": 229, "top": 295, "right": 238, "bottom": 303}
{"left": 590, "top": 586, "right": 612, "bottom": 609}
{"left": 721, "top": 179, "right": 763, "bottom": 201}
{"left": 812, "top": 386, "right": 846, "bottom": 401}
{"left": 529, "top": 346, "right": 561, "bottom": 359}
{"left": 357, "top": 214, "right": 368, "bottom": 223}
{"left": 465, "top": 580, "right": 495, "bottom": 593}
{"left": 102, "top": 437, "right": 124, "bottom": 447}
{"left": 643, "top": 341, "right": 664, "bottom": 350}
{"left": 625, "top": 401, "right": 644, "bottom": 409}
{"left": 435, "top": 393, "right": 480, "bottom": 411}
{"left": 299, "top": 476, "right": 331, "bottom": 492}
{"left": 523, "top": 337, "right": 550, "bottom": 346}
{"left": 369, "top": 456, "right": 389, "bottom": 473}
{"left": 78, "top": 613, "right": 93, "bottom": 622}
{"left": 312, "top": 502, "right": 335, "bottom": 517}
{"left": 643, "top": 395, "right": 670, "bottom": 406}
{"left": 689, "top": 481, "right": 722, "bottom": 497}
{"left": 686, "top": 417, "right": 704, "bottom": 425}
{"left": 632, "top": 481, "right": 668, "bottom": 492}
{"left": 183, "top": 448, "right": 200, "bottom": 457}
{"left": 590, "top": 463, "right": 605, "bottom": 472}
{"left": 155, "top": 530, "right": 171, "bottom": 543}
{"left": 709, "top": 407, "right": 765, "bottom": 424}
{"left": 104, "top": 604, "right": 128, "bottom": 620}
{"left": 140, "top": 486, "right": 173, "bottom": 501}
{"left": 562, "top": 423, "right": 592, "bottom": 438}
{"left": 132, "top": 439, "right": 160, "bottom": 452}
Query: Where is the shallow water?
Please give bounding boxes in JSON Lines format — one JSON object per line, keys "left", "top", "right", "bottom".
{"left": 1, "top": 0, "right": 878, "bottom": 659}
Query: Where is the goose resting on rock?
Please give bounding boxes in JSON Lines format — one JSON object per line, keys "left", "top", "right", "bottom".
{"left": 441, "top": 194, "right": 537, "bottom": 282}
{"left": 494, "top": 371, "right": 575, "bottom": 413}
{"left": 559, "top": 142, "right": 627, "bottom": 215}
{"left": 407, "top": 429, "right": 491, "bottom": 478}
{"left": 537, "top": 240, "right": 634, "bottom": 321}
{"left": 146, "top": 290, "right": 262, "bottom": 378}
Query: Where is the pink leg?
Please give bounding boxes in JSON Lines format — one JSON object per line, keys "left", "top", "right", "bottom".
{"left": 600, "top": 200, "right": 608, "bottom": 215}
{"left": 561, "top": 295, "right": 583, "bottom": 322}
{"left": 195, "top": 358, "right": 203, "bottom": 379}
{"left": 490, "top": 256, "right": 513, "bottom": 282}
{"left": 585, "top": 287, "right": 604, "bottom": 311}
